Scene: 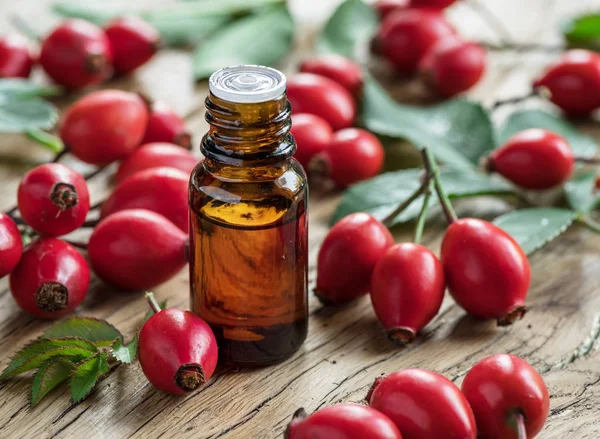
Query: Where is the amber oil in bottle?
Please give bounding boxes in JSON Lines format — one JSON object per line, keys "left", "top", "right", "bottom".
{"left": 189, "top": 66, "right": 308, "bottom": 367}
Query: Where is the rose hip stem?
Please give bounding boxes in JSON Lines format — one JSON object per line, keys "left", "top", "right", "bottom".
{"left": 481, "top": 41, "right": 565, "bottom": 53}
{"left": 421, "top": 148, "right": 457, "bottom": 224}
{"left": 575, "top": 156, "right": 600, "bottom": 164}
{"left": 413, "top": 179, "right": 434, "bottom": 245}
{"left": 516, "top": 413, "right": 527, "bottom": 439}
{"left": 382, "top": 176, "right": 429, "bottom": 227}
{"left": 146, "top": 292, "right": 162, "bottom": 314}
{"left": 490, "top": 90, "right": 540, "bottom": 110}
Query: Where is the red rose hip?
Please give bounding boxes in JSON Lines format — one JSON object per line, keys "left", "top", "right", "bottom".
{"left": 104, "top": 17, "right": 160, "bottom": 75}
{"left": 88, "top": 209, "right": 187, "bottom": 290}
{"left": 0, "top": 213, "right": 23, "bottom": 278}
{"left": 441, "top": 218, "right": 530, "bottom": 324}
{"left": 375, "top": 9, "right": 455, "bottom": 74}
{"left": 286, "top": 73, "right": 356, "bottom": 130}
{"left": 115, "top": 142, "right": 198, "bottom": 184}
{"left": 462, "top": 354, "right": 550, "bottom": 439}
{"left": 316, "top": 212, "right": 394, "bottom": 304}
{"left": 291, "top": 113, "right": 333, "bottom": 169}
{"left": 17, "top": 163, "right": 90, "bottom": 237}
{"left": 421, "top": 38, "right": 486, "bottom": 98}
{"left": 139, "top": 295, "right": 218, "bottom": 395}
{"left": 39, "top": 19, "right": 113, "bottom": 89}
{"left": 101, "top": 167, "right": 189, "bottom": 232}
{"left": 285, "top": 404, "right": 403, "bottom": 439}
{"left": 313, "top": 128, "right": 384, "bottom": 187}
{"left": 488, "top": 129, "right": 574, "bottom": 190}
{"left": 141, "top": 101, "right": 192, "bottom": 148}
{"left": 0, "top": 35, "right": 35, "bottom": 78}
{"left": 10, "top": 238, "right": 89, "bottom": 319}
{"left": 374, "top": 0, "right": 410, "bottom": 20}
{"left": 300, "top": 55, "right": 363, "bottom": 96}
{"left": 60, "top": 90, "right": 149, "bottom": 165}
{"left": 368, "top": 369, "right": 476, "bottom": 439}
{"left": 533, "top": 50, "right": 600, "bottom": 116}
{"left": 370, "top": 243, "right": 445, "bottom": 344}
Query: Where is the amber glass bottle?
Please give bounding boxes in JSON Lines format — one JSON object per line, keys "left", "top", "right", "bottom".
{"left": 189, "top": 66, "right": 308, "bottom": 367}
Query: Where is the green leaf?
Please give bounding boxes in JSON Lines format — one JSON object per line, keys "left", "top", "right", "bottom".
{"left": 0, "top": 99, "right": 58, "bottom": 133}
{"left": 42, "top": 317, "right": 123, "bottom": 347}
{"left": 565, "top": 171, "right": 600, "bottom": 213}
{"left": 54, "top": 0, "right": 285, "bottom": 46}
{"left": 31, "top": 358, "right": 74, "bottom": 407}
{"left": 316, "top": 0, "right": 378, "bottom": 58}
{"left": 193, "top": 6, "right": 294, "bottom": 80}
{"left": 493, "top": 208, "right": 577, "bottom": 255}
{"left": 362, "top": 78, "right": 495, "bottom": 169}
{"left": 111, "top": 337, "right": 138, "bottom": 364}
{"left": 70, "top": 353, "right": 110, "bottom": 403}
{"left": 1, "top": 338, "right": 98, "bottom": 379}
{"left": 562, "top": 14, "right": 600, "bottom": 52}
{"left": 0, "top": 79, "right": 60, "bottom": 100}
{"left": 499, "top": 109, "right": 598, "bottom": 158}
{"left": 332, "top": 167, "right": 515, "bottom": 225}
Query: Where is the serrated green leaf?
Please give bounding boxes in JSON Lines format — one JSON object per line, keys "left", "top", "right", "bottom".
{"left": 316, "top": 0, "right": 378, "bottom": 59}
{"left": 362, "top": 78, "right": 495, "bottom": 169}
{"left": 562, "top": 14, "right": 600, "bottom": 52}
{"left": 31, "top": 358, "right": 74, "bottom": 407}
{"left": 42, "top": 317, "right": 122, "bottom": 347}
{"left": 1, "top": 338, "right": 97, "bottom": 379}
{"left": 332, "top": 167, "right": 515, "bottom": 225}
{"left": 565, "top": 171, "right": 600, "bottom": 213}
{"left": 499, "top": 109, "right": 597, "bottom": 158}
{"left": 111, "top": 337, "right": 138, "bottom": 364}
{"left": 193, "top": 6, "right": 294, "bottom": 80}
{"left": 493, "top": 208, "right": 577, "bottom": 254}
{"left": 70, "top": 353, "right": 110, "bottom": 403}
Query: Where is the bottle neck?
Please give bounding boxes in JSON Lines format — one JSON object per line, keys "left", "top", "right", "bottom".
{"left": 201, "top": 92, "right": 295, "bottom": 169}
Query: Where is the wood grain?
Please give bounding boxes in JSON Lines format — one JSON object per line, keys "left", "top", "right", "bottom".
{"left": 1, "top": 0, "right": 600, "bottom": 438}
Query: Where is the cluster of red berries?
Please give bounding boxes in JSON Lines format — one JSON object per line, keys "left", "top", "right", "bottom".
{"left": 373, "top": 0, "right": 487, "bottom": 98}
{"left": 288, "top": 55, "right": 385, "bottom": 187}
{"left": 0, "top": 17, "right": 160, "bottom": 89}
{"left": 287, "top": 353, "right": 549, "bottom": 439}
{"left": 0, "top": 89, "right": 195, "bottom": 319}
{"left": 317, "top": 211, "right": 530, "bottom": 342}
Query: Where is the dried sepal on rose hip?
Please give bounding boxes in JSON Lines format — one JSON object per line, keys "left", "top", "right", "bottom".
{"left": 0, "top": 213, "right": 23, "bottom": 279}
{"left": 138, "top": 293, "right": 218, "bottom": 395}
{"left": 368, "top": 369, "right": 477, "bottom": 439}
{"left": 10, "top": 238, "right": 90, "bottom": 319}
{"left": 462, "top": 354, "right": 550, "bottom": 439}
{"left": 315, "top": 212, "right": 394, "bottom": 304}
{"left": 59, "top": 89, "right": 149, "bottom": 165}
{"left": 88, "top": 209, "right": 188, "bottom": 291}
{"left": 486, "top": 129, "right": 575, "bottom": 190}
{"left": 285, "top": 404, "right": 403, "bottom": 439}
{"left": 39, "top": 19, "right": 113, "bottom": 90}
{"left": 17, "top": 163, "right": 90, "bottom": 237}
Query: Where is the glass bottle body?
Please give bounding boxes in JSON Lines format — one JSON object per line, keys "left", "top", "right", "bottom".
{"left": 189, "top": 92, "right": 308, "bottom": 367}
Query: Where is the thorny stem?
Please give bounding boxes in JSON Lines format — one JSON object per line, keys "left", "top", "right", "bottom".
{"left": 515, "top": 412, "right": 527, "bottom": 439}
{"left": 382, "top": 175, "right": 428, "bottom": 227}
{"left": 490, "top": 90, "right": 538, "bottom": 110}
{"left": 466, "top": 0, "right": 514, "bottom": 45}
{"left": 413, "top": 180, "right": 434, "bottom": 245}
{"left": 145, "top": 292, "right": 162, "bottom": 314}
{"left": 480, "top": 41, "right": 565, "bottom": 53}
{"left": 421, "top": 148, "right": 457, "bottom": 224}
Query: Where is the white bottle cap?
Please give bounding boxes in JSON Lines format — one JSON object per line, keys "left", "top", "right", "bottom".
{"left": 209, "top": 65, "right": 287, "bottom": 104}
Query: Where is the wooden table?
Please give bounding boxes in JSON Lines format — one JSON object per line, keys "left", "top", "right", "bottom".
{"left": 1, "top": 0, "right": 600, "bottom": 437}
